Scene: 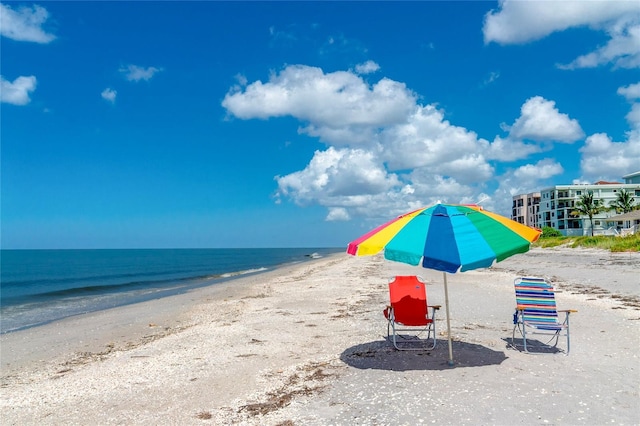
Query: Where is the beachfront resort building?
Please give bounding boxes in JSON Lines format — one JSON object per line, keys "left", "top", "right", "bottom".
{"left": 511, "top": 192, "right": 540, "bottom": 228}
{"left": 512, "top": 171, "right": 640, "bottom": 236}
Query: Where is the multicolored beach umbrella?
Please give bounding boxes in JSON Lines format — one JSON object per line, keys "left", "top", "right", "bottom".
{"left": 347, "top": 203, "right": 542, "bottom": 365}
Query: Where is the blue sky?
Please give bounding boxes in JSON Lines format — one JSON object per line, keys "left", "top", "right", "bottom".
{"left": 2, "top": 1, "right": 639, "bottom": 249}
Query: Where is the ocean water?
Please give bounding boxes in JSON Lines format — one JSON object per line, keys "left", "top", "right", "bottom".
{"left": 0, "top": 248, "right": 342, "bottom": 334}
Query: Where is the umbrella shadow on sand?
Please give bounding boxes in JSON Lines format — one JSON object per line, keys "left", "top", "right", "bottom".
{"left": 341, "top": 339, "right": 508, "bottom": 371}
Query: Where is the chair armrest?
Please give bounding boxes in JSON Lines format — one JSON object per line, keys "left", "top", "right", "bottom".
{"left": 558, "top": 309, "right": 577, "bottom": 313}
{"left": 428, "top": 305, "right": 441, "bottom": 310}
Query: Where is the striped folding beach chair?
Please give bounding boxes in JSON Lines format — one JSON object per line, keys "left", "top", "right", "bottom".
{"left": 512, "top": 277, "right": 576, "bottom": 354}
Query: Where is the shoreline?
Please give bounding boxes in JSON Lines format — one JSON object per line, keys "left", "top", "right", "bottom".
{"left": 1, "top": 248, "right": 638, "bottom": 425}
{"left": 0, "top": 248, "right": 343, "bottom": 335}
{"left": 1, "top": 255, "right": 334, "bottom": 375}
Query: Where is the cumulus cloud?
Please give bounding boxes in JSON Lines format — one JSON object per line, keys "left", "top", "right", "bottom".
{"left": 379, "top": 105, "right": 495, "bottom": 184}
{"left": 483, "top": 1, "right": 639, "bottom": 44}
{"left": 222, "top": 64, "right": 602, "bottom": 219}
{"left": 483, "top": 1, "right": 640, "bottom": 69}
{"left": 617, "top": 83, "right": 640, "bottom": 129}
{"left": 626, "top": 104, "right": 640, "bottom": 129}
{"left": 618, "top": 82, "right": 640, "bottom": 100}
{"left": 483, "top": 96, "right": 584, "bottom": 162}
{"left": 0, "top": 3, "right": 56, "bottom": 43}
{"left": 101, "top": 88, "right": 117, "bottom": 103}
{"left": 579, "top": 132, "right": 640, "bottom": 181}
{"left": 1, "top": 75, "right": 37, "bottom": 105}
{"left": 119, "top": 65, "right": 163, "bottom": 82}
{"left": 354, "top": 60, "right": 380, "bottom": 75}
{"left": 326, "top": 207, "right": 350, "bottom": 221}
{"left": 490, "top": 159, "right": 565, "bottom": 215}
{"left": 275, "top": 147, "right": 401, "bottom": 204}
{"left": 222, "top": 65, "right": 417, "bottom": 145}
{"left": 485, "top": 136, "right": 541, "bottom": 162}
{"left": 506, "top": 96, "right": 584, "bottom": 142}
{"left": 513, "top": 159, "right": 564, "bottom": 181}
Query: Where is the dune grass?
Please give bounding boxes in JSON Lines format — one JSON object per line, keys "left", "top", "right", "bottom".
{"left": 534, "top": 233, "right": 640, "bottom": 252}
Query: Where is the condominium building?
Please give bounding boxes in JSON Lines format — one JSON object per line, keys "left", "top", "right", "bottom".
{"left": 537, "top": 181, "right": 640, "bottom": 236}
{"left": 511, "top": 192, "right": 540, "bottom": 228}
{"left": 512, "top": 172, "right": 640, "bottom": 236}
{"left": 623, "top": 170, "right": 640, "bottom": 184}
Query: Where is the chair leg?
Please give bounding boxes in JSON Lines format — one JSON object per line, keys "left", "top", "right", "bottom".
{"left": 388, "top": 322, "right": 436, "bottom": 351}
{"left": 565, "top": 313, "right": 571, "bottom": 354}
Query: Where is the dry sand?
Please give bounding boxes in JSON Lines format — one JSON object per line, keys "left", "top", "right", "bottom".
{"left": 1, "top": 247, "right": 639, "bottom": 425}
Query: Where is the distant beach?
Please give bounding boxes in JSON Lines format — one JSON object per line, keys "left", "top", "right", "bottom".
{"left": 1, "top": 247, "right": 638, "bottom": 425}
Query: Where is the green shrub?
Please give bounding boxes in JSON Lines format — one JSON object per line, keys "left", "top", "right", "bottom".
{"left": 541, "top": 227, "right": 562, "bottom": 238}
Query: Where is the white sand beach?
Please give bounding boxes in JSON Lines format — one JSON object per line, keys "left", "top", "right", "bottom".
{"left": 1, "top": 247, "right": 639, "bottom": 425}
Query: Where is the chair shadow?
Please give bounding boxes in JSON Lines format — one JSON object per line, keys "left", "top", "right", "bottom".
{"left": 341, "top": 338, "right": 508, "bottom": 371}
{"left": 503, "top": 337, "right": 563, "bottom": 354}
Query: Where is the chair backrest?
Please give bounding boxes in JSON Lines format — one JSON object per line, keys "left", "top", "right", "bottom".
{"left": 388, "top": 275, "right": 428, "bottom": 326}
{"left": 514, "top": 277, "right": 559, "bottom": 325}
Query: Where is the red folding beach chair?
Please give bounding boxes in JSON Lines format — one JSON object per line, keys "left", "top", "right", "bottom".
{"left": 383, "top": 275, "right": 440, "bottom": 350}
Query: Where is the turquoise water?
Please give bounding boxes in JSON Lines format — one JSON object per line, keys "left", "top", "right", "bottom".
{"left": 0, "top": 248, "right": 342, "bottom": 333}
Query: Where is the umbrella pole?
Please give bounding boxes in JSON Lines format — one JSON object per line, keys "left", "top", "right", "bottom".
{"left": 443, "top": 272, "right": 454, "bottom": 366}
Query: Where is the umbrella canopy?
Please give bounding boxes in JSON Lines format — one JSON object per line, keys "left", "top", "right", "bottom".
{"left": 347, "top": 203, "right": 542, "bottom": 365}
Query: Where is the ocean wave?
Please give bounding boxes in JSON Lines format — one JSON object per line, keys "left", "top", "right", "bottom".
{"left": 1, "top": 267, "right": 269, "bottom": 303}
{"left": 219, "top": 267, "right": 268, "bottom": 278}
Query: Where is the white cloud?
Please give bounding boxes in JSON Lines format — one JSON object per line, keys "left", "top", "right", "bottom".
{"left": 222, "top": 64, "right": 417, "bottom": 144}
{"left": 275, "top": 147, "right": 401, "bottom": 205}
{"left": 0, "top": 3, "right": 56, "bottom": 43}
{"left": 485, "top": 136, "right": 541, "bottom": 161}
{"left": 579, "top": 132, "right": 640, "bottom": 181}
{"left": 1, "top": 75, "right": 36, "bottom": 105}
{"left": 617, "top": 83, "right": 640, "bottom": 129}
{"left": 506, "top": 96, "right": 584, "bottom": 142}
{"left": 119, "top": 65, "right": 163, "bottom": 82}
{"left": 483, "top": 1, "right": 639, "bottom": 44}
{"left": 326, "top": 207, "right": 350, "bottom": 221}
{"left": 484, "top": 96, "right": 584, "bottom": 162}
{"left": 559, "top": 19, "right": 640, "bottom": 70}
{"left": 354, "top": 60, "right": 380, "bottom": 75}
{"left": 484, "top": 1, "right": 640, "bottom": 69}
{"left": 618, "top": 82, "right": 640, "bottom": 101}
{"left": 626, "top": 103, "right": 640, "bottom": 129}
{"left": 380, "top": 105, "right": 489, "bottom": 171}
{"left": 513, "top": 159, "right": 564, "bottom": 181}
{"left": 490, "top": 159, "right": 564, "bottom": 215}
{"left": 223, "top": 64, "right": 604, "bottom": 219}
{"left": 101, "top": 88, "right": 117, "bottom": 103}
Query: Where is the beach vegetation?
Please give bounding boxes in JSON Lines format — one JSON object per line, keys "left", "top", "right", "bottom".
{"left": 533, "top": 233, "right": 640, "bottom": 252}
{"left": 534, "top": 236, "right": 569, "bottom": 248}
{"left": 570, "top": 191, "right": 607, "bottom": 237}
{"left": 540, "top": 226, "right": 562, "bottom": 238}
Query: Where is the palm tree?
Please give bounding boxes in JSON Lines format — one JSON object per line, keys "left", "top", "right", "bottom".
{"left": 611, "top": 189, "right": 636, "bottom": 214}
{"left": 571, "top": 191, "right": 606, "bottom": 236}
